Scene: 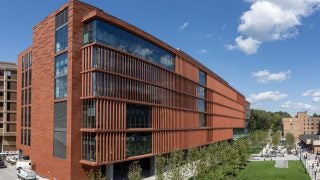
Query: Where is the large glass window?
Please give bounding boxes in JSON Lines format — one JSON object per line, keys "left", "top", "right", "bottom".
{"left": 82, "top": 99, "right": 96, "bottom": 128}
{"left": 83, "top": 22, "right": 94, "bottom": 44}
{"left": 55, "top": 9, "right": 68, "bottom": 53}
{"left": 199, "top": 70, "right": 206, "bottom": 86}
{"left": 53, "top": 102, "right": 67, "bottom": 159}
{"left": 81, "top": 133, "right": 96, "bottom": 162}
{"left": 55, "top": 9, "right": 68, "bottom": 28}
{"left": 126, "top": 104, "right": 151, "bottom": 128}
{"left": 198, "top": 99, "right": 205, "bottom": 112}
{"left": 55, "top": 25, "right": 68, "bottom": 53}
{"left": 55, "top": 53, "right": 68, "bottom": 99}
{"left": 83, "top": 20, "right": 175, "bottom": 71}
{"left": 197, "top": 86, "right": 205, "bottom": 99}
{"left": 126, "top": 133, "right": 151, "bottom": 157}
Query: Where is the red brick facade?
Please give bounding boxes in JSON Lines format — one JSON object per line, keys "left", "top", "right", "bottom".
{"left": 17, "top": 1, "right": 247, "bottom": 179}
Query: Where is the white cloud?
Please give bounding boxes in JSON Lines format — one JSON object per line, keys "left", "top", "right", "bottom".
{"left": 179, "top": 22, "right": 189, "bottom": 30}
{"left": 302, "top": 89, "right": 320, "bottom": 102}
{"left": 281, "top": 101, "right": 313, "bottom": 111}
{"left": 247, "top": 91, "right": 288, "bottom": 103}
{"left": 252, "top": 70, "right": 291, "bottom": 83}
{"left": 225, "top": 36, "right": 261, "bottom": 55}
{"left": 227, "top": 0, "right": 320, "bottom": 54}
{"left": 197, "top": 49, "right": 208, "bottom": 54}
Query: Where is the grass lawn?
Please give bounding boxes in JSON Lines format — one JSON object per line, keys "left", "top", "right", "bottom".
{"left": 236, "top": 161, "right": 310, "bottom": 180}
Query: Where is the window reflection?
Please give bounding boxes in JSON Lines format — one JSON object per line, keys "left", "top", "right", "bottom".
{"left": 199, "top": 71, "right": 206, "bottom": 86}
{"left": 126, "top": 132, "right": 151, "bottom": 157}
{"left": 55, "top": 53, "right": 68, "bottom": 99}
{"left": 126, "top": 104, "right": 151, "bottom": 128}
{"left": 198, "top": 99, "right": 205, "bottom": 112}
{"left": 83, "top": 20, "right": 175, "bottom": 71}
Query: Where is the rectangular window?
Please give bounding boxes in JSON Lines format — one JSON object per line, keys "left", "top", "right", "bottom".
{"left": 22, "top": 57, "right": 25, "bottom": 71}
{"left": 28, "top": 89, "right": 31, "bottom": 104}
{"left": 55, "top": 9, "right": 68, "bottom": 29}
{"left": 27, "top": 129, "right": 31, "bottom": 146}
{"left": 22, "top": 72, "right": 24, "bottom": 88}
{"left": 81, "top": 132, "right": 96, "bottom": 162}
{"left": 83, "top": 21, "right": 94, "bottom": 44}
{"left": 197, "top": 86, "right": 205, "bottom": 98}
{"left": 55, "top": 53, "right": 68, "bottom": 99}
{"left": 24, "top": 129, "right": 27, "bottom": 146}
{"left": 28, "top": 107, "right": 31, "bottom": 127}
{"left": 126, "top": 104, "right": 151, "bottom": 128}
{"left": 82, "top": 99, "right": 96, "bottom": 129}
{"left": 126, "top": 132, "right": 151, "bottom": 157}
{"left": 199, "top": 113, "right": 207, "bottom": 127}
{"left": 25, "top": 54, "right": 29, "bottom": 69}
{"left": 21, "top": 129, "right": 24, "bottom": 145}
{"left": 55, "top": 25, "right": 68, "bottom": 53}
{"left": 53, "top": 102, "right": 67, "bottom": 159}
{"left": 199, "top": 70, "right": 206, "bottom": 86}
{"left": 55, "top": 9, "right": 68, "bottom": 53}
{"left": 198, "top": 99, "right": 205, "bottom": 112}
{"left": 29, "top": 52, "right": 32, "bottom": 67}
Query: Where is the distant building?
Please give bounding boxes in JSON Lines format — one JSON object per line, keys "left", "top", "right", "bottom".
{"left": 0, "top": 62, "right": 17, "bottom": 152}
{"left": 299, "top": 134, "right": 320, "bottom": 153}
{"left": 283, "top": 112, "right": 320, "bottom": 138}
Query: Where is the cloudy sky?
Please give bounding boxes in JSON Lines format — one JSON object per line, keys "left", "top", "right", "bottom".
{"left": 1, "top": 0, "right": 320, "bottom": 115}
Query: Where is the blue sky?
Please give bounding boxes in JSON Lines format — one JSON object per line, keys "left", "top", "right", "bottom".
{"left": 1, "top": 0, "right": 320, "bottom": 115}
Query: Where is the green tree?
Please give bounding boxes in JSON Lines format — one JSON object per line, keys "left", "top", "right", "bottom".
{"left": 248, "top": 109, "right": 291, "bottom": 132}
{"left": 271, "top": 132, "right": 280, "bottom": 147}
{"left": 155, "top": 155, "right": 166, "bottom": 180}
{"left": 235, "top": 139, "right": 250, "bottom": 168}
{"left": 285, "top": 133, "right": 295, "bottom": 150}
{"left": 195, "top": 147, "right": 210, "bottom": 179}
{"left": 313, "top": 113, "right": 320, "bottom": 117}
{"left": 187, "top": 147, "right": 200, "bottom": 178}
{"left": 86, "top": 169, "right": 106, "bottom": 180}
{"left": 222, "top": 142, "right": 240, "bottom": 177}
{"left": 167, "top": 150, "right": 185, "bottom": 180}
{"left": 249, "top": 109, "right": 271, "bottom": 131}
{"left": 128, "top": 161, "right": 142, "bottom": 180}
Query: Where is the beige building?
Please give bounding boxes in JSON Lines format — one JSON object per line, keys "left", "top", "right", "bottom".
{"left": 0, "top": 62, "right": 17, "bottom": 152}
{"left": 283, "top": 112, "right": 320, "bottom": 138}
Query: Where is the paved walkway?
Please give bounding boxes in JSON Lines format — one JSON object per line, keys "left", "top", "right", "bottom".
{"left": 0, "top": 163, "right": 19, "bottom": 180}
{"left": 250, "top": 154, "right": 299, "bottom": 161}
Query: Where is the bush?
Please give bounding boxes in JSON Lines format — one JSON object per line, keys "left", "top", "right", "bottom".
{"left": 128, "top": 161, "right": 142, "bottom": 180}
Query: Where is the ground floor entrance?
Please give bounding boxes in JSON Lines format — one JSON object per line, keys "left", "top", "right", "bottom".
{"left": 101, "top": 156, "right": 155, "bottom": 180}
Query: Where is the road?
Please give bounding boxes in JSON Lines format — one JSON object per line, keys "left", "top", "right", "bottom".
{"left": 0, "top": 163, "right": 19, "bottom": 180}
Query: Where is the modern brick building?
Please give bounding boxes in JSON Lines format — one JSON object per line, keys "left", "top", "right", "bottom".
{"left": 17, "top": 0, "right": 247, "bottom": 179}
{"left": 283, "top": 112, "right": 320, "bottom": 138}
{"left": 0, "top": 62, "right": 17, "bottom": 152}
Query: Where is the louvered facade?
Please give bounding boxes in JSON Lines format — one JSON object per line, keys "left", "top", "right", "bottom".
{"left": 16, "top": 1, "right": 247, "bottom": 179}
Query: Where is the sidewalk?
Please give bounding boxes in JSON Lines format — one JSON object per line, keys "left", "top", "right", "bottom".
{"left": 300, "top": 151, "right": 319, "bottom": 180}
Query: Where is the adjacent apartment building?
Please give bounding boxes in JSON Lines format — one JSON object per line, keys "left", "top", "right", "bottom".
{"left": 0, "top": 62, "right": 17, "bottom": 152}
{"left": 283, "top": 111, "right": 320, "bottom": 138}
{"left": 17, "top": 0, "right": 247, "bottom": 179}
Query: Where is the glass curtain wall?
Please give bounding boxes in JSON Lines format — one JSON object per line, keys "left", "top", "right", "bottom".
{"left": 83, "top": 19, "right": 175, "bottom": 71}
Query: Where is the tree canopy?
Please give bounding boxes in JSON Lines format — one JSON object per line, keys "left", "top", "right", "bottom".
{"left": 249, "top": 109, "right": 291, "bottom": 132}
